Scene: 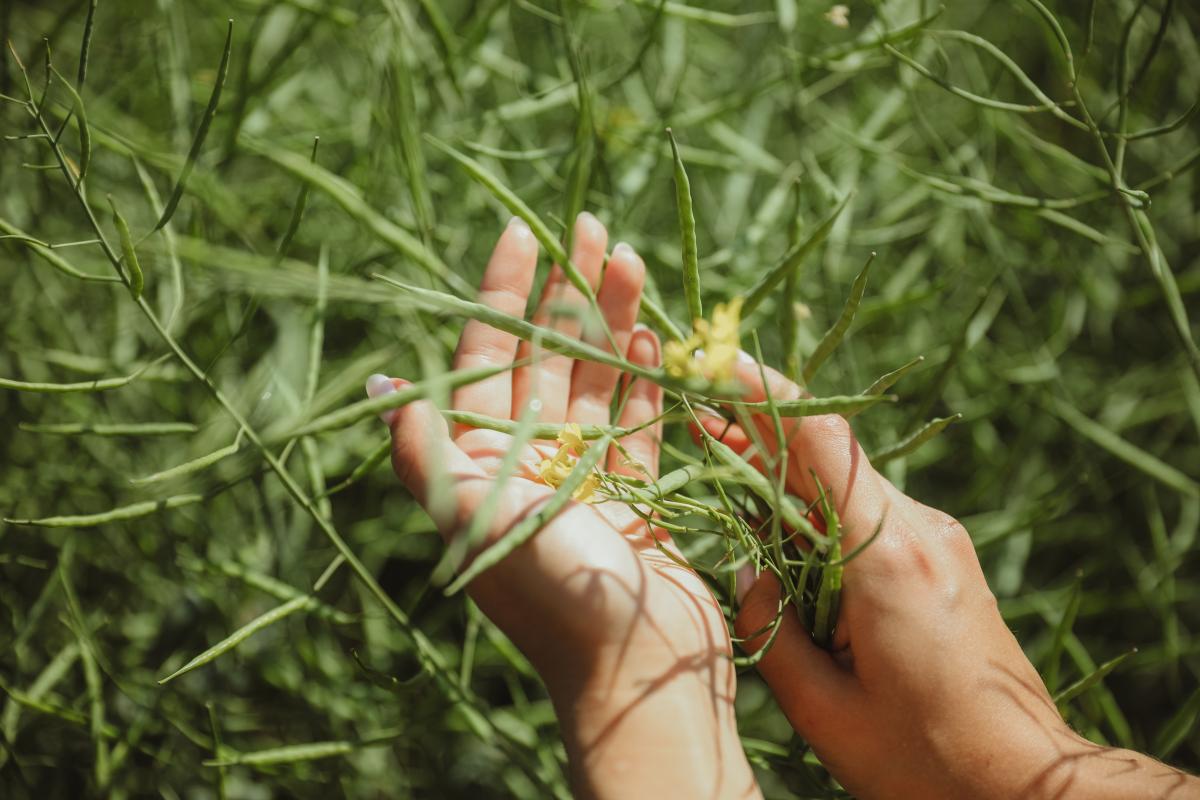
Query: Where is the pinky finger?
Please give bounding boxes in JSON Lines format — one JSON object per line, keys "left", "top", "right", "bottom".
{"left": 610, "top": 324, "right": 662, "bottom": 480}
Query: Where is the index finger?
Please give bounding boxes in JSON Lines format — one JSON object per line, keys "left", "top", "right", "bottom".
{"left": 730, "top": 352, "right": 891, "bottom": 546}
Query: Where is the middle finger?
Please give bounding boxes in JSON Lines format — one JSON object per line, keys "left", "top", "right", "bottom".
{"left": 512, "top": 211, "right": 607, "bottom": 423}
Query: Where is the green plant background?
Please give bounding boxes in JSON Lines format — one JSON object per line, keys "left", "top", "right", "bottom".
{"left": 2, "top": 0, "right": 1198, "bottom": 797}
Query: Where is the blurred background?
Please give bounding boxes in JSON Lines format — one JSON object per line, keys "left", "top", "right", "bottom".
{"left": 1, "top": 0, "right": 1198, "bottom": 797}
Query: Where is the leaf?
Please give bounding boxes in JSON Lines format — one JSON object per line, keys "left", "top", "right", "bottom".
{"left": 802, "top": 251, "right": 875, "bottom": 383}
{"left": 243, "top": 138, "right": 468, "bottom": 295}
{"left": 851, "top": 356, "right": 925, "bottom": 413}
{"left": 1044, "top": 573, "right": 1082, "bottom": 694}
{"left": 743, "top": 192, "right": 853, "bottom": 317}
{"left": 155, "top": 19, "right": 233, "bottom": 230}
{"left": 871, "top": 414, "right": 962, "bottom": 465}
{"left": 423, "top": 135, "right": 617, "bottom": 350}
{"left": 1152, "top": 686, "right": 1200, "bottom": 760}
{"left": 129, "top": 430, "right": 243, "bottom": 485}
{"left": 1054, "top": 648, "right": 1136, "bottom": 705}
{"left": 159, "top": 595, "right": 314, "bottom": 684}
{"left": 1048, "top": 397, "right": 1200, "bottom": 497}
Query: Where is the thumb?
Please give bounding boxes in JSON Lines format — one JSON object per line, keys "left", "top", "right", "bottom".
{"left": 366, "top": 374, "right": 483, "bottom": 538}
{"left": 735, "top": 571, "right": 859, "bottom": 747}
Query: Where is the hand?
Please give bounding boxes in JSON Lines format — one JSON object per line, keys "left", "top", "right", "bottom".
{"left": 725, "top": 358, "right": 1200, "bottom": 799}
{"left": 370, "top": 212, "right": 760, "bottom": 800}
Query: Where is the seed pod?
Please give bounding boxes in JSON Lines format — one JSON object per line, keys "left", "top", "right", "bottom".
{"left": 108, "top": 195, "right": 143, "bottom": 300}
{"left": 667, "top": 128, "right": 702, "bottom": 326}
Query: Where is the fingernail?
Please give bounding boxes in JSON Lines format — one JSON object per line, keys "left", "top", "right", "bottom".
{"left": 577, "top": 210, "right": 599, "bottom": 227}
{"left": 506, "top": 215, "right": 529, "bottom": 231}
{"left": 365, "top": 374, "right": 398, "bottom": 425}
{"left": 612, "top": 241, "right": 634, "bottom": 260}
{"left": 735, "top": 563, "right": 757, "bottom": 605}
{"left": 736, "top": 348, "right": 757, "bottom": 365}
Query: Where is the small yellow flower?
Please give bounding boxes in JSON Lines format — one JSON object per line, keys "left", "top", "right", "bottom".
{"left": 709, "top": 297, "right": 742, "bottom": 346}
{"left": 538, "top": 446, "right": 574, "bottom": 488}
{"left": 664, "top": 336, "right": 704, "bottom": 378}
{"left": 557, "top": 422, "right": 587, "bottom": 456}
{"left": 704, "top": 297, "right": 743, "bottom": 382}
{"left": 665, "top": 297, "right": 743, "bottom": 382}
{"left": 573, "top": 470, "right": 601, "bottom": 503}
{"left": 537, "top": 426, "right": 603, "bottom": 503}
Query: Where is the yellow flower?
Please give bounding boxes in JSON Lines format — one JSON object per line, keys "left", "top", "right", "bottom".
{"left": 664, "top": 336, "right": 703, "bottom": 378}
{"left": 573, "top": 470, "right": 601, "bottom": 503}
{"left": 537, "top": 427, "right": 603, "bottom": 503}
{"left": 557, "top": 422, "right": 587, "bottom": 456}
{"left": 538, "top": 445, "right": 574, "bottom": 488}
{"left": 703, "top": 297, "right": 742, "bottom": 382}
{"left": 709, "top": 297, "right": 743, "bottom": 347}
{"left": 665, "top": 298, "right": 743, "bottom": 382}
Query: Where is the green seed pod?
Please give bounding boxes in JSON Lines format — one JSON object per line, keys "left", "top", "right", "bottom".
{"left": 107, "top": 195, "right": 143, "bottom": 300}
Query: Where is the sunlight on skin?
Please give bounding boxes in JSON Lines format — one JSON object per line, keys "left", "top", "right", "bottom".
{"left": 724, "top": 359, "right": 1200, "bottom": 800}
{"left": 369, "top": 213, "right": 1200, "bottom": 800}
{"left": 369, "top": 212, "right": 761, "bottom": 800}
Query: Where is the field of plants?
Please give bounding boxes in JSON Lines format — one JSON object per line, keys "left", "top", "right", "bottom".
{"left": 1, "top": 0, "right": 1199, "bottom": 797}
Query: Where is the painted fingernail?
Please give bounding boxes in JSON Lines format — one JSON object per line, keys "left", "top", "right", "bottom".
{"left": 612, "top": 241, "right": 635, "bottom": 260}
{"left": 735, "top": 563, "right": 757, "bottom": 605}
{"left": 507, "top": 215, "right": 529, "bottom": 231}
{"left": 365, "top": 374, "right": 398, "bottom": 425}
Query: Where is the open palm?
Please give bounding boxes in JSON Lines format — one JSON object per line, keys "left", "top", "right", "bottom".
{"left": 372, "top": 214, "right": 737, "bottom": 763}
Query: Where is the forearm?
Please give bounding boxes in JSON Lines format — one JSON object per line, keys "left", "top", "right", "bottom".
{"left": 1032, "top": 739, "right": 1200, "bottom": 800}
{"left": 549, "top": 669, "right": 761, "bottom": 800}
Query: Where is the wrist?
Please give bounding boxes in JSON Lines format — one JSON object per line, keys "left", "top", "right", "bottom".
{"left": 545, "top": 652, "right": 759, "bottom": 800}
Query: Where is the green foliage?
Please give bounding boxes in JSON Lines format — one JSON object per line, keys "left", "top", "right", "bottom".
{"left": 1, "top": 1, "right": 1199, "bottom": 797}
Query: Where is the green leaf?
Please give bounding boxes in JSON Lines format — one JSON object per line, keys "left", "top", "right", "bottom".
{"left": 1054, "top": 648, "right": 1136, "bottom": 706}
{"left": 1048, "top": 397, "right": 1200, "bottom": 497}
{"left": 156, "top": 19, "right": 234, "bottom": 230}
{"left": 802, "top": 251, "right": 875, "bottom": 383}
{"left": 743, "top": 192, "right": 852, "bottom": 317}
{"left": 871, "top": 414, "right": 962, "bottom": 465}
{"left": 159, "top": 595, "right": 314, "bottom": 684}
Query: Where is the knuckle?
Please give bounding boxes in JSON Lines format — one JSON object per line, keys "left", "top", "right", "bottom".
{"left": 477, "top": 285, "right": 529, "bottom": 315}
{"left": 803, "top": 413, "right": 854, "bottom": 448}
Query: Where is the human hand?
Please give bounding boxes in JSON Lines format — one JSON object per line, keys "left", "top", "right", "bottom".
{"left": 723, "top": 357, "right": 1199, "bottom": 800}
{"left": 370, "top": 212, "right": 759, "bottom": 799}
